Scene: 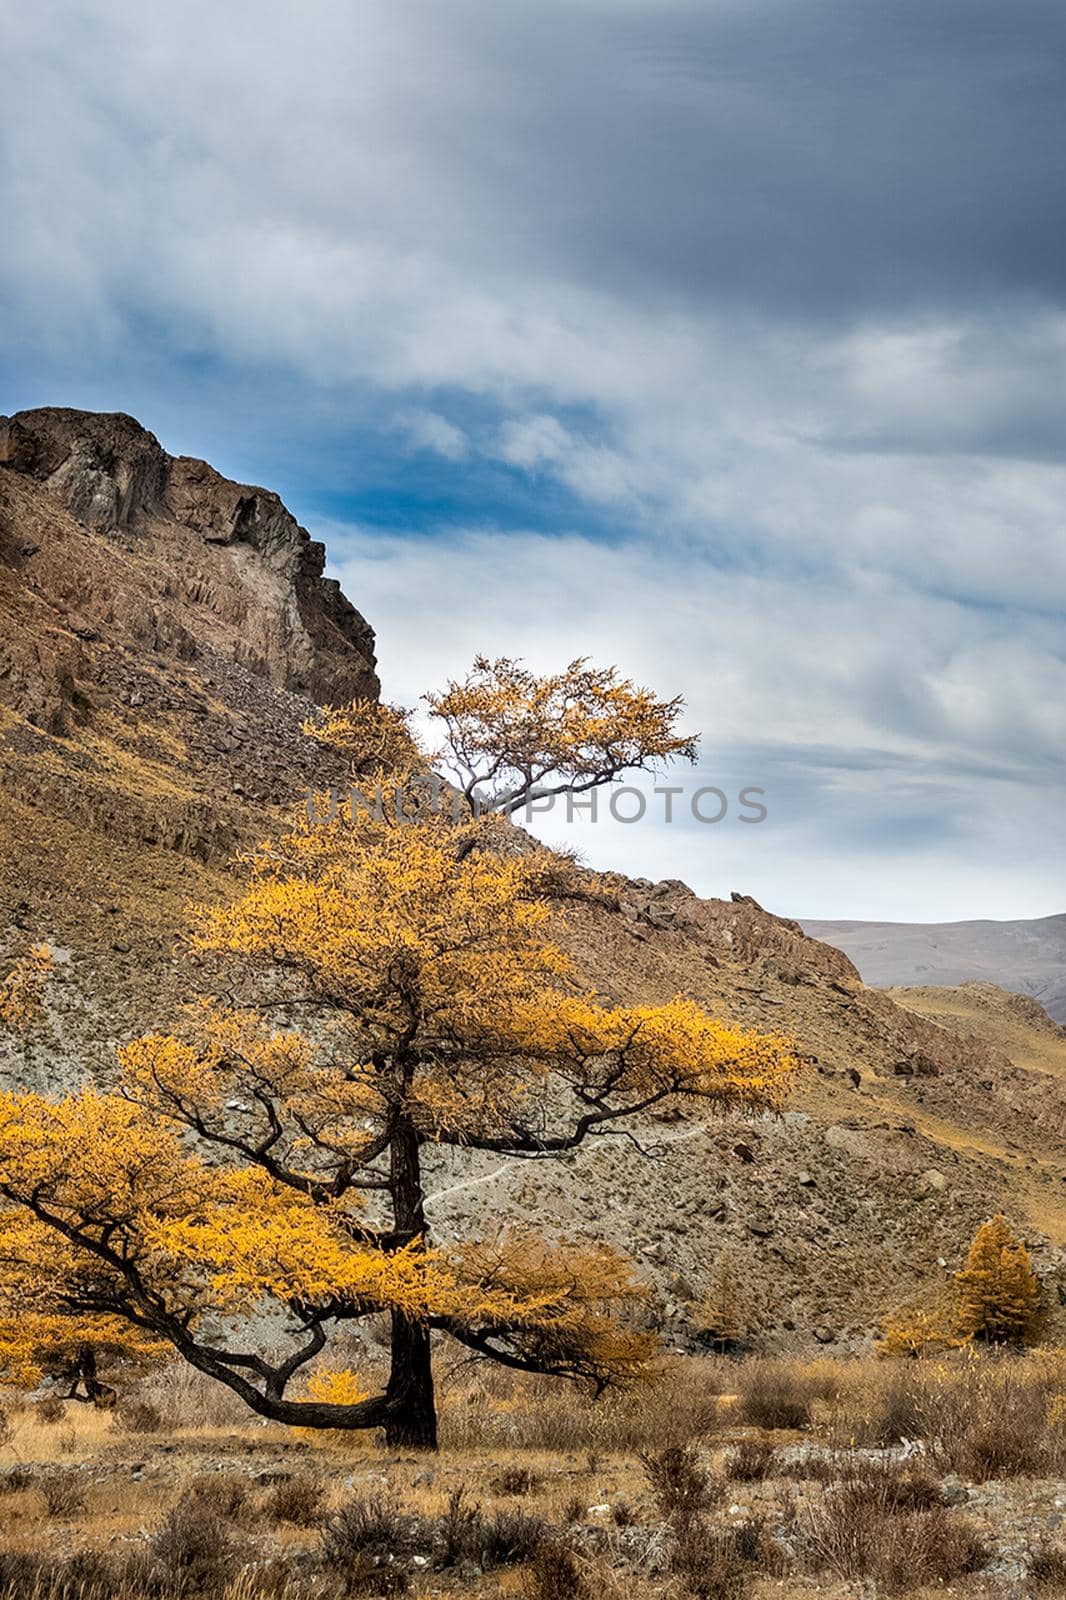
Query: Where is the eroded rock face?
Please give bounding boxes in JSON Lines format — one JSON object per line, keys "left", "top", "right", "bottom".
{"left": 0, "top": 407, "right": 378, "bottom": 710}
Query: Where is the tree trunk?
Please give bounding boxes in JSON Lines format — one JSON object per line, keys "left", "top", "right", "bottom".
{"left": 384, "top": 1311, "right": 437, "bottom": 1449}
{"left": 384, "top": 1111, "right": 437, "bottom": 1449}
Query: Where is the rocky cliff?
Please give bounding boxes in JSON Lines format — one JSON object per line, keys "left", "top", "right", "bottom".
{"left": 0, "top": 407, "right": 378, "bottom": 732}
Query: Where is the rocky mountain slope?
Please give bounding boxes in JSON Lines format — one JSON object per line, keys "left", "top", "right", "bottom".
{"left": 1, "top": 407, "right": 1062, "bottom": 1351}
{"left": 803, "top": 913, "right": 1066, "bottom": 1023}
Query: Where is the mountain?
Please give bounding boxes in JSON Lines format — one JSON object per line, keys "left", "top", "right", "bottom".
{"left": 801, "top": 915, "right": 1066, "bottom": 1024}
{"left": 1, "top": 407, "right": 1062, "bottom": 1350}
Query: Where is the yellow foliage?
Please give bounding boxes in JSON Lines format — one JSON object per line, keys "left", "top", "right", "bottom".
{"left": 304, "top": 699, "right": 421, "bottom": 777}
{"left": 303, "top": 1366, "right": 371, "bottom": 1406}
{"left": 0, "top": 656, "right": 797, "bottom": 1436}
{"left": 877, "top": 1303, "right": 962, "bottom": 1358}
{"left": 879, "top": 1216, "right": 1046, "bottom": 1358}
{"left": 954, "top": 1214, "right": 1044, "bottom": 1346}
{"left": 424, "top": 654, "right": 698, "bottom": 814}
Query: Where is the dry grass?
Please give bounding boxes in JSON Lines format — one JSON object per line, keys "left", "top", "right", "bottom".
{"left": 1, "top": 1350, "right": 1064, "bottom": 1597}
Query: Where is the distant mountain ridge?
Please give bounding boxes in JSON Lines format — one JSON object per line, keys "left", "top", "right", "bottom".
{"left": 801, "top": 914, "right": 1066, "bottom": 1023}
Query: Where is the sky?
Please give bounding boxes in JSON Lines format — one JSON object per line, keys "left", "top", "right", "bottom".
{"left": 2, "top": 0, "right": 1065, "bottom": 921}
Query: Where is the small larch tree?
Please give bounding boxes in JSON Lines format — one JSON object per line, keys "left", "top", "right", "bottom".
{"left": 954, "top": 1214, "right": 1044, "bottom": 1346}
{"left": 0, "top": 659, "right": 795, "bottom": 1448}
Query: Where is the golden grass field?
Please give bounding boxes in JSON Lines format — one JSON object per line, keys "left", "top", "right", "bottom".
{"left": 2, "top": 1351, "right": 1066, "bottom": 1599}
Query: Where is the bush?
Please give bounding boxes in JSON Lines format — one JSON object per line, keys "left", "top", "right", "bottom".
{"left": 36, "top": 1395, "right": 66, "bottom": 1424}
{"left": 179, "top": 1472, "right": 255, "bottom": 1524}
{"left": 641, "top": 1445, "right": 720, "bottom": 1530}
{"left": 266, "top": 1472, "right": 327, "bottom": 1528}
{"left": 869, "top": 1369, "right": 925, "bottom": 1444}
{"left": 563, "top": 1494, "right": 585, "bottom": 1524}
{"left": 116, "top": 1398, "right": 163, "bottom": 1435}
{"left": 523, "top": 1543, "right": 589, "bottom": 1600}
{"left": 735, "top": 1360, "right": 819, "bottom": 1430}
{"left": 672, "top": 1524, "right": 753, "bottom": 1600}
{"left": 803, "top": 1464, "right": 986, "bottom": 1591}
{"left": 1030, "top": 1545, "right": 1066, "bottom": 1593}
{"left": 956, "top": 1393, "right": 1050, "bottom": 1481}
{"left": 321, "top": 1497, "right": 422, "bottom": 1574}
{"left": 0, "top": 1549, "right": 153, "bottom": 1600}
{"left": 150, "top": 1504, "right": 243, "bottom": 1596}
{"left": 438, "top": 1486, "right": 481, "bottom": 1569}
{"left": 493, "top": 1464, "right": 541, "bottom": 1496}
{"left": 724, "top": 1438, "right": 776, "bottom": 1481}
{"left": 42, "top": 1476, "right": 86, "bottom": 1518}
{"left": 477, "top": 1507, "right": 547, "bottom": 1567}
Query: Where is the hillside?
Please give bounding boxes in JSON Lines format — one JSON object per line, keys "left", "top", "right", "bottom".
{"left": 1, "top": 406, "right": 1063, "bottom": 1352}
{"left": 802, "top": 913, "right": 1066, "bottom": 1023}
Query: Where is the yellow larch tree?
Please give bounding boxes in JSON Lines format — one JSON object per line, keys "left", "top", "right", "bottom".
{"left": 954, "top": 1214, "right": 1044, "bottom": 1346}
{"left": 421, "top": 655, "right": 699, "bottom": 817}
{"left": 0, "top": 660, "right": 796, "bottom": 1447}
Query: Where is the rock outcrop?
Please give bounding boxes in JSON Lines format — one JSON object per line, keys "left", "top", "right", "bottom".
{"left": 0, "top": 407, "right": 378, "bottom": 719}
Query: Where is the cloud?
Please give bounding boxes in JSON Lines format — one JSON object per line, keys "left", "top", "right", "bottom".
{"left": 393, "top": 409, "right": 471, "bottom": 462}
{"left": 326, "top": 522, "right": 1066, "bottom": 920}
{"left": 2, "top": 0, "right": 1064, "bottom": 919}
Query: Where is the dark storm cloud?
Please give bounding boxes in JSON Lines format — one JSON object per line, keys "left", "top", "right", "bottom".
{"left": 371, "top": 0, "right": 1066, "bottom": 316}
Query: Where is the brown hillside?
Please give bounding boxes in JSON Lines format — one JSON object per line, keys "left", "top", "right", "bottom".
{"left": 1, "top": 407, "right": 1062, "bottom": 1351}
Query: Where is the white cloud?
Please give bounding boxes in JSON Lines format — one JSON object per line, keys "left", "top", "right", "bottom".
{"left": 3, "top": 0, "right": 1064, "bottom": 919}
{"left": 393, "top": 409, "right": 470, "bottom": 461}
{"left": 326, "top": 522, "right": 1066, "bottom": 921}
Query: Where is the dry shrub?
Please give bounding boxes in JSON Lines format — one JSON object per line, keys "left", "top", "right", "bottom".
{"left": 493, "top": 1464, "right": 541, "bottom": 1495}
{"left": 266, "top": 1472, "right": 327, "bottom": 1527}
{"left": 322, "top": 1495, "right": 418, "bottom": 1594}
{"left": 179, "top": 1472, "right": 256, "bottom": 1525}
{"left": 672, "top": 1524, "right": 753, "bottom": 1600}
{"left": 724, "top": 1438, "right": 776, "bottom": 1481}
{"left": 867, "top": 1367, "right": 926, "bottom": 1445}
{"left": 438, "top": 1485, "right": 481, "bottom": 1569}
{"left": 0, "top": 1467, "right": 32, "bottom": 1495}
{"left": 954, "top": 1383, "right": 1052, "bottom": 1480}
{"left": 149, "top": 1503, "right": 244, "bottom": 1595}
{"left": 0, "top": 1550, "right": 128, "bottom": 1599}
{"left": 642, "top": 1445, "right": 756, "bottom": 1599}
{"left": 127, "top": 1361, "right": 250, "bottom": 1432}
{"left": 478, "top": 1507, "right": 547, "bottom": 1567}
{"left": 116, "top": 1397, "right": 164, "bottom": 1435}
{"left": 735, "top": 1359, "right": 830, "bottom": 1431}
{"left": 803, "top": 1461, "right": 986, "bottom": 1591}
{"left": 35, "top": 1395, "right": 66, "bottom": 1424}
{"left": 836, "top": 1348, "right": 1066, "bottom": 1476}
{"left": 641, "top": 1444, "right": 721, "bottom": 1530}
{"left": 41, "top": 1476, "right": 86, "bottom": 1519}
{"left": 439, "top": 1359, "right": 728, "bottom": 1452}
{"left": 322, "top": 1491, "right": 543, "bottom": 1583}
{"left": 523, "top": 1543, "right": 589, "bottom": 1600}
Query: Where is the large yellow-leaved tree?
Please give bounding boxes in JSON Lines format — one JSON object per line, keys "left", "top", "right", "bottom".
{"left": 0, "top": 659, "right": 795, "bottom": 1447}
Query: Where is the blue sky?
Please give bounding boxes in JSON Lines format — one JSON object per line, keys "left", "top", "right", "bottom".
{"left": 2, "top": 0, "right": 1065, "bottom": 920}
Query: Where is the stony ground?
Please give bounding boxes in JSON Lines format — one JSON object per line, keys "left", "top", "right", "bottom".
{"left": 2, "top": 1353, "right": 1065, "bottom": 1598}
